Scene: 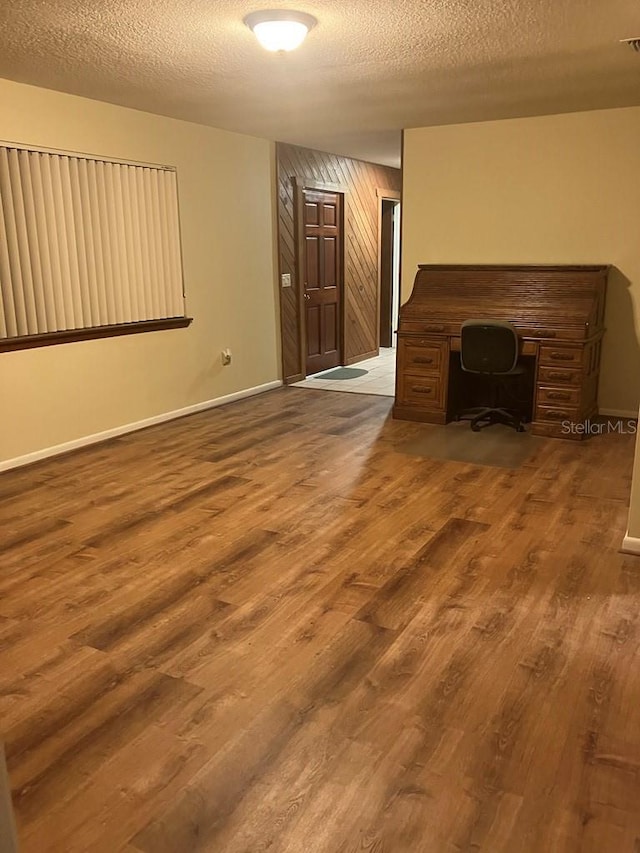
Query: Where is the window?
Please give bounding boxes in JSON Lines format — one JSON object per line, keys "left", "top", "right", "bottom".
{"left": 0, "top": 143, "right": 191, "bottom": 351}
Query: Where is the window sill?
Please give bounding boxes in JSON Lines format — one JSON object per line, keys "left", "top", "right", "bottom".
{"left": 0, "top": 317, "right": 193, "bottom": 353}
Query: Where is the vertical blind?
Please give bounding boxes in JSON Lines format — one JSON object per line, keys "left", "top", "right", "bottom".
{"left": 0, "top": 144, "right": 186, "bottom": 341}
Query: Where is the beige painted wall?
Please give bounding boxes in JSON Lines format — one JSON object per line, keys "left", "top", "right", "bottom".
{"left": 627, "top": 429, "right": 640, "bottom": 538}
{"left": 0, "top": 78, "right": 280, "bottom": 464}
{"left": 402, "top": 106, "right": 640, "bottom": 417}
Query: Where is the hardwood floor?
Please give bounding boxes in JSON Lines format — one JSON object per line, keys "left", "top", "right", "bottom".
{"left": 1, "top": 388, "right": 639, "bottom": 852}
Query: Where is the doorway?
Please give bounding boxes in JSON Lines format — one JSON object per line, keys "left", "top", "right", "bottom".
{"left": 379, "top": 196, "right": 401, "bottom": 349}
{"left": 301, "top": 187, "right": 344, "bottom": 376}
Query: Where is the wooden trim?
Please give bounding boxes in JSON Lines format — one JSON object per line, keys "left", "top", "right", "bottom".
{"left": 376, "top": 187, "right": 401, "bottom": 200}
{"left": 296, "top": 176, "right": 348, "bottom": 195}
{"left": 376, "top": 188, "right": 401, "bottom": 350}
{"left": 283, "top": 374, "right": 305, "bottom": 385}
{"left": 338, "top": 190, "right": 347, "bottom": 368}
{"left": 293, "top": 176, "right": 347, "bottom": 377}
{"left": 293, "top": 180, "right": 307, "bottom": 379}
{"left": 416, "top": 264, "right": 610, "bottom": 273}
{"left": 346, "top": 349, "right": 377, "bottom": 366}
{"left": 377, "top": 199, "right": 382, "bottom": 349}
{"left": 0, "top": 317, "right": 193, "bottom": 353}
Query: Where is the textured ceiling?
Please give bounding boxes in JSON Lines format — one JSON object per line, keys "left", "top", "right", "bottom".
{"left": 1, "top": 0, "right": 640, "bottom": 166}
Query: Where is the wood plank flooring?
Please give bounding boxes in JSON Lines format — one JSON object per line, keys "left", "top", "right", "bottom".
{"left": 1, "top": 388, "right": 639, "bottom": 852}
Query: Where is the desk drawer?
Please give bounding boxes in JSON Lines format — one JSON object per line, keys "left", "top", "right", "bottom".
{"left": 538, "top": 365, "right": 582, "bottom": 386}
{"left": 398, "top": 374, "right": 443, "bottom": 408}
{"left": 535, "top": 404, "right": 580, "bottom": 425}
{"left": 519, "top": 325, "right": 587, "bottom": 342}
{"left": 539, "top": 345, "right": 584, "bottom": 368}
{"left": 401, "top": 342, "right": 443, "bottom": 372}
{"left": 402, "top": 320, "right": 452, "bottom": 336}
{"left": 537, "top": 385, "right": 581, "bottom": 407}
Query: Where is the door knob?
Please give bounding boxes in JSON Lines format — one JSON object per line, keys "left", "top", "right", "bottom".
{"left": 304, "top": 293, "right": 310, "bottom": 300}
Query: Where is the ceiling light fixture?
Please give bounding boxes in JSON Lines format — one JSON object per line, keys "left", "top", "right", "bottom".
{"left": 244, "top": 10, "right": 317, "bottom": 52}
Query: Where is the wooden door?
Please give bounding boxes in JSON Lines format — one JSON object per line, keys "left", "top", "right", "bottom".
{"left": 302, "top": 189, "right": 342, "bottom": 375}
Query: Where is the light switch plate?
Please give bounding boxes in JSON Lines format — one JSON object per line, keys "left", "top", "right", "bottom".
{"left": 281, "top": 273, "right": 292, "bottom": 288}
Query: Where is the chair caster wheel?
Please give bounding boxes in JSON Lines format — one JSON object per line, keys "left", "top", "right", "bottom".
{"left": 517, "top": 425, "right": 525, "bottom": 433}
{"left": 471, "top": 424, "right": 481, "bottom": 432}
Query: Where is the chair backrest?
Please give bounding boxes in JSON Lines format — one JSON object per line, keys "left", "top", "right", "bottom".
{"left": 460, "top": 320, "right": 518, "bottom": 374}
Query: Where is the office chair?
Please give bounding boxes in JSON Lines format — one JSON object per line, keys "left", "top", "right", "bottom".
{"left": 458, "top": 319, "right": 526, "bottom": 432}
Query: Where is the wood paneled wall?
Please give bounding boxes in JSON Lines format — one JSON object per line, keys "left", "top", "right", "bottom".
{"left": 277, "top": 143, "right": 401, "bottom": 382}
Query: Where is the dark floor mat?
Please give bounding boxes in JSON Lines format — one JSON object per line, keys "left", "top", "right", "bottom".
{"left": 396, "top": 421, "right": 543, "bottom": 468}
{"left": 314, "top": 367, "right": 369, "bottom": 380}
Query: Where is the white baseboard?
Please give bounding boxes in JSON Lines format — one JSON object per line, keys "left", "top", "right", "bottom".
{"left": 621, "top": 532, "right": 640, "bottom": 555}
{"left": 0, "top": 380, "right": 282, "bottom": 473}
{"left": 600, "top": 408, "right": 638, "bottom": 419}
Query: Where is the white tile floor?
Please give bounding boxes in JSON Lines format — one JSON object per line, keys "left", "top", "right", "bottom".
{"left": 291, "top": 347, "right": 396, "bottom": 397}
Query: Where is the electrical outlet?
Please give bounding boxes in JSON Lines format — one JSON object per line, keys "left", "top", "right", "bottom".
{"left": 221, "top": 349, "right": 232, "bottom": 365}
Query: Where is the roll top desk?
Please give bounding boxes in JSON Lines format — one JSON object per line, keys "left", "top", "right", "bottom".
{"left": 393, "top": 264, "right": 609, "bottom": 439}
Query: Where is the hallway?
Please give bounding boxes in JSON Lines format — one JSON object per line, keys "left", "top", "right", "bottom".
{"left": 291, "top": 347, "right": 396, "bottom": 397}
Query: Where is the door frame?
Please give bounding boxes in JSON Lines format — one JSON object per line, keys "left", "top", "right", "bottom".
{"left": 293, "top": 176, "right": 348, "bottom": 379}
{"left": 376, "top": 188, "right": 402, "bottom": 350}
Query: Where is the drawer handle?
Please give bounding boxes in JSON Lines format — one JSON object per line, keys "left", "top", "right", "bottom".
{"left": 411, "top": 385, "right": 433, "bottom": 394}
{"left": 422, "top": 324, "right": 445, "bottom": 333}
{"left": 544, "top": 410, "right": 571, "bottom": 420}
{"left": 547, "top": 391, "right": 571, "bottom": 401}
{"left": 532, "top": 330, "right": 556, "bottom": 338}
{"left": 550, "top": 352, "right": 575, "bottom": 362}
{"left": 547, "top": 371, "right": 571, "bottom": 381}
{"left": 413, "top": 356, "right": 434, "bottom": 365}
